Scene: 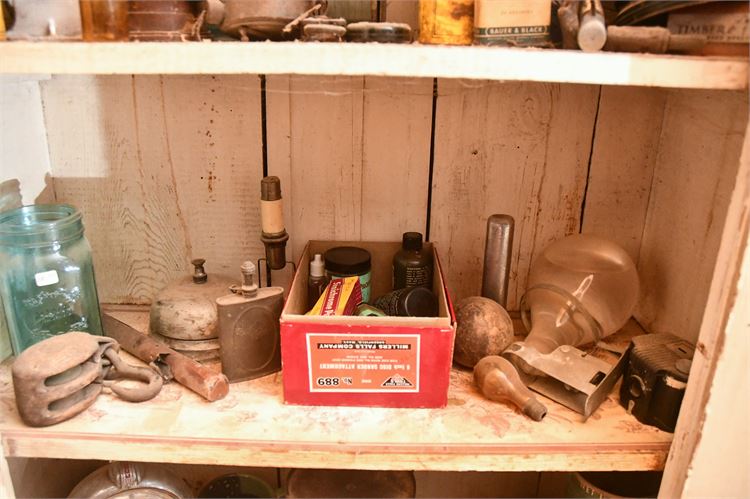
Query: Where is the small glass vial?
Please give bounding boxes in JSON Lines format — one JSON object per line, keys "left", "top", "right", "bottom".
{"left": 307, "top": 253, "right": 329, "bottom": 311}
{"left": 0, "top": 204, "right": 102, "bottom": 354}
{"left": 79, "top": 0, "right": 128, "bottom": 41}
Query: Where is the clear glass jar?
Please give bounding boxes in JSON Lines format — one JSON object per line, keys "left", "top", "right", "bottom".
{"left": 0, "top": 204, "right": 102, "bottom": 354}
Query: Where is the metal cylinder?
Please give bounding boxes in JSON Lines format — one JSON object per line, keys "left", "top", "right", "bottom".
{"left": 481, "top": 214, "right": 515, "bottom": 308}
{"left": 260, "top": 176, "right": 289, "bottom": 271}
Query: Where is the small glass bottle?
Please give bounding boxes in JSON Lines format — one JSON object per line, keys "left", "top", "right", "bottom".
{"left": 0, "top": 204, "right": 102, "bottom": 354}
{"left": 307, "top": 253, "right": 329, "bottom": 311}
{"left": 79, "top": 0, "right": 128, "bottom": 41}
{"left": 393, "top": 232, "right": 433, "bottom": 290}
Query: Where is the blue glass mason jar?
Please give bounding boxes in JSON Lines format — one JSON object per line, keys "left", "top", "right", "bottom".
{"left": 0, "top": 204, "right": 102, "bottom": 354}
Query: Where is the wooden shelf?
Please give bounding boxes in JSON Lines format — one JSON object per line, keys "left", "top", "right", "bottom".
{"left": 0, "top": 41, "right": 747, "bottom": 90}
{"left": 0, "top": 311, "right": 671, "bottom": 472}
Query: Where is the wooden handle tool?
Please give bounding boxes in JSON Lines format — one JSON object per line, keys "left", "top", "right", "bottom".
{"left": 102, "top": 313, "right": 229, "bottom": 402}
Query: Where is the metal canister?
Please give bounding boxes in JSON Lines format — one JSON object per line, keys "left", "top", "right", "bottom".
{"left": 68, "top": 462, "right": 193, "bottom": 498}
{"left": 220, "top": 0, "right": 318, "bottom": 40}
{"left": 473, "top": 0, "right": 551, "bottom": 47}
{"left": 418, "top": 0, "right": 474, "bottom": 45}
{"left": 128, "top": 1, "right": 203, "bottom": 41}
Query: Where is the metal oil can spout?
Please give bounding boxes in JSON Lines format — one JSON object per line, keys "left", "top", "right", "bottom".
{"left": 240, "top": 261, "right": 258, "bottom": 297}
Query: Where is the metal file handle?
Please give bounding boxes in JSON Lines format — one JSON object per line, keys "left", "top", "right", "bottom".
{"left": 481, "top": 214, "right": 515, "bottom": 308}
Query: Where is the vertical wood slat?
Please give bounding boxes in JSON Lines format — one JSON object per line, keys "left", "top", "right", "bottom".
{"left": 266, "top": 75, "right": 433, "bottom": 263}
{"left": 659, "top": 121, "right": 750, "bottom": 499}
{"left": 429, "top": 80, "right": 600, "bottom": 308}
{"left": 635, "top": 89, "right": 748, "bottom": 342}
{"left": 41, "top": 75, "right": 264, "bottom": 303}
{"left": 581, "top": 86, "right": 667, "bottom": 262}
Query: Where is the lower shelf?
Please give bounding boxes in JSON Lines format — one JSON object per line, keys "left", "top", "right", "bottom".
{"left": 0, "top": 311, "right": 671, "bottom": 472}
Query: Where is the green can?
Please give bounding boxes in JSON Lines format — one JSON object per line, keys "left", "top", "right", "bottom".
{"left": 324, "top": 246, "right": 372, "bottom": 303}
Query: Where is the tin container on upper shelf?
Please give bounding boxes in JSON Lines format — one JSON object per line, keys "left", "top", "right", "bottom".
{"left": 0, "top": 204, "right": 102, "bottom": 354}
{"left": 419, "top": 0, "right": 474, "bottom": 45}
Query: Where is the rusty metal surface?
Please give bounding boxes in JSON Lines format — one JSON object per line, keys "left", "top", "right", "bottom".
{"left": 102, "top": 348, "right": 163, "bottom": 403}
{"left": 149, "top": 262, "right": 235, "bottom": 342}
{"left": 103, "top": 313, "right": 229, "bottom": 402}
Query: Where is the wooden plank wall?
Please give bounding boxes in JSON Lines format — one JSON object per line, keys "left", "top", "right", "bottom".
{"left": 38, "top": 76, "right": 747, "bottom": 347}
{"left": 41, "top": 75, "right": 265, "bottom": 304}
{"left": 266, "top": 76, "right": 433, "bottom": 260}
{"left": 429, "top": 80, "right": 599, "bottom": 308}
{"left": 633, "top": 89, "right": 748, "bottom": 342}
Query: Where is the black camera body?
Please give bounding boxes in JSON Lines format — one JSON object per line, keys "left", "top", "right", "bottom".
{"left": 619, "top": 333, "right": 694, "bottom": 433}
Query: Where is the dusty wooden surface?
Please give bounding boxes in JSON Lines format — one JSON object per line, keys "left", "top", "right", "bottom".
{"left": 581, "top": 86, "right": 667, "bottom": 262}
{"left": 266, "top": 76, "right": 433, "bottom": 261}
{"left": 429, "top": 80, "right": 599, "bottom": 309}
{"left": 0, "top": 42, "right": 747, "bottom": 90}
{"left": 41, "top": 75, "right": 265, "bottom": 304}
{"left": 659, "top": 122, "right": 750, "bottom": 498}
{"left": 0, "top": 311, "right": 671, "bottom": 472}
{"left": 38, "top": 76, "right": 747, "bottom": 344}
{"left": 635, "top": 89, "right": 748, "bottom": 343}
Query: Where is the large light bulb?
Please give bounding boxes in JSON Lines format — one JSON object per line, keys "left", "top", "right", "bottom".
{"left": 520, "top": 234, "right": 639, "bottom": 354}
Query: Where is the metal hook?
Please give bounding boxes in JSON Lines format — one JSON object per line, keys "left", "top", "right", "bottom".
{"left": 102, "top": 348, "right": 164, "bottom": 403}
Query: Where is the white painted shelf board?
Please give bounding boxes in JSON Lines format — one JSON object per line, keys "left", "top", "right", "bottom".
{"left": 0, "top": 310, "right": 672, "bottom": 472}
{"left": 0, "top": 41, "right": 747, "bottom": 89}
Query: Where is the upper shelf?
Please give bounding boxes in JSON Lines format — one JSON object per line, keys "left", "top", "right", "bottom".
{"left": 0, "top": 310, "right": 671, "bottom": 472}
{"left": 0, "top": 41, "right": 747, "bottom": 90}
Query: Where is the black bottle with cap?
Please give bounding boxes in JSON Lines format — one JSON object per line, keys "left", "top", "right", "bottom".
{"left": 393, "top": 232, "right": 433, "bottom": 291}
{"left": 374, "top": 287, "right": 438, "bottom": 318}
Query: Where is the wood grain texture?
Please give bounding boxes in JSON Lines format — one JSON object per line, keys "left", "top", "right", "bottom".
{"left": 0, "top": 449, "right": 13, "bottom": 499}
{"left": 1, "top": 42, "right": 747, "bottom": 90}
{"left": 158, "top": 75, "right": 265, "bottom": 277}
{"left": 429, "top": 80, "right": 599, "bottom": 307}
{"left": 660, "top": 121, "right": 750, "bottom": 498}
{"left": 581, "top": 86, "right": 667, "bottom": 262}
{"left": 635, "top": 89, "right": 749, "bottom": 342}
{"left": 0, "top": 311, "right": 671, "bottom": 472}
{"left": 40, "top": 75, "right": 264, "bottom": 303}
{"left": 266, "top": 76, "right": 432, "bottom": 261}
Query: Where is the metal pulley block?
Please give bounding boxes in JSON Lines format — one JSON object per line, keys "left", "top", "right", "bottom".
{"left": 12, "top": 332, "right": 163, "bottom": 427}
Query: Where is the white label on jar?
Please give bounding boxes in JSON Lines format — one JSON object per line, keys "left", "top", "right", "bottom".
{"left": 35, "top": 270, "right": 59, "bottom": 287}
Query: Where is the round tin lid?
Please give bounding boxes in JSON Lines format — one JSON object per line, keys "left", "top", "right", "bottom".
{"left": 345, "top": 22, "right": 412, "bottom": 43}
{"left": 324, "top": 246, "right": 372, "bottom": 275}
{"left": 286, "top": 469, "right": 416, "bottom": 498}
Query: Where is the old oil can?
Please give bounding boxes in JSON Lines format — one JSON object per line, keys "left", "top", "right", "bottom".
{"left": 216, "top": 261, "right": 284, "bottom": 383}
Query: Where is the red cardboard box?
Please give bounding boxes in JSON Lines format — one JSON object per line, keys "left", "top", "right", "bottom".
{"left": 280, "top": 241, "right": 456, "bottom": 408}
